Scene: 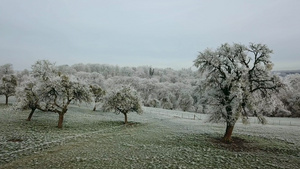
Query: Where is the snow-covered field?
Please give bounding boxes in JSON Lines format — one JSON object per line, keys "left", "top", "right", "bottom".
{"left": 0, "top": 97, "right": 300, "bottom": 168}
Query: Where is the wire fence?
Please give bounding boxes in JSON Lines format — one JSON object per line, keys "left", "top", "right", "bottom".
{"left": 250, "top": 118, "right": 300, "bottom": 126}
{"left": 173, "top": 112, "right": 300, "bottom": 127}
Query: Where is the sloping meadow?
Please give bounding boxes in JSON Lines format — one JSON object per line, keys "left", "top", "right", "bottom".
{"left": 0, "top": 104, "right": 300, "bottom": 168}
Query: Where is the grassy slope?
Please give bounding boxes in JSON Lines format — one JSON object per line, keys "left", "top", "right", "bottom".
{"left": 0, "top": 100, "right": 299, "bottom": 168}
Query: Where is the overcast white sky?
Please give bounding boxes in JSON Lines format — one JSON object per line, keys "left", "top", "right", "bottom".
{"left": 0, "top": 0, "right": 299, "bottom": 71}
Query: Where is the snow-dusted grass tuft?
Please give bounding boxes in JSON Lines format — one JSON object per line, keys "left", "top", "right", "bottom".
{"left": 0, "top": 103, "right": 300, "bottom": 168}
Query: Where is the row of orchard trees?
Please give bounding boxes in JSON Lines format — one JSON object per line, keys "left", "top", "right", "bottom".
{"left": 0, "top": 61, "right": 142, "bottom": 128}
{"left": 0, "top": 61, "right": 199, "bottom": 129}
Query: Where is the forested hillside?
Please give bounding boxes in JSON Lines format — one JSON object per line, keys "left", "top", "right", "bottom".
{"left": 1, "top": 61, "right": 299, "bottom": 117}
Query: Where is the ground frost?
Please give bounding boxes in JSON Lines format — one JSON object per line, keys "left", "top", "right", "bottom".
{"left": 0, "top": 106, "right": 300, "bottom": 168}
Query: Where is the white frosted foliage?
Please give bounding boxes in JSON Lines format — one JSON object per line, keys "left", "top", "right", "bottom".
{"left": 194, "top": 43, "right": 283, "bottom": 128}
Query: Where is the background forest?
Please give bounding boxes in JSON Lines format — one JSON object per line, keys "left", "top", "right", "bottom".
{"left": 1, "top": 61, "right": 299, "bottom": 118}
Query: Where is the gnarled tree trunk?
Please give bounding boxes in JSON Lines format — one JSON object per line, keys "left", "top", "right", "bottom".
{"left": 27, "top": 108, "right": 36, "bottom": 121}
{"left": 93, "top": 104, "right": 97, "bottom": 111}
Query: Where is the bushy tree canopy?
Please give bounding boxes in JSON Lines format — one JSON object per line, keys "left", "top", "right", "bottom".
{"left": 90, "top": 84, "right": 106, "bottom": 111}
{"left": 279, "top": 74, "right": 300, "bottom": 117}
{"left": 194, "top": 43, "right": 283, "bottom": 142}
{"left": 0, "top": 74, "right": 17, "bottom": 105}
{"left": 103, "top": 86, "right": 143, "bottom": 124}
{"left": 16, "top": 60, "right": 93, "bottom": 128}
{"left": 0, "top": 64, "right": 14, "bottom": 77}
{"left": 0, "top": 64, "right": 17, "bottom": 105}
{"left": 15, "top": 75, "right": 41, "bottom": 121}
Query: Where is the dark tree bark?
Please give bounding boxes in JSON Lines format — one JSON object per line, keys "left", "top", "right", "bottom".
{"left": 5, "top": 95, "right": 8, "bottom": 105}
{"left": 93, "top": 104, "right": 96, "bottom": 111}
{"left": 27, "top": 108, "right": 36, "bottom": 121}
{"left": 222, "top": 105, "right": 235, "bottom": 142}
{"left": 223, "top": 123, "right": 235, "bottom": 142}
{"left": 56, "top": 104, "right": 69, "bottom": 128}
{"left": 124, "top": 113, "right": 128, "bottom": 124}
{"left": 58, "top": 113, "right": 64, "bottom": 128}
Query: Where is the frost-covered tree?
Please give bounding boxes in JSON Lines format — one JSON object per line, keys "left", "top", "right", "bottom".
{"left": 39, "top": 74, "right": 93, "bottom": 128}
{"left": 160, "top": 97, "right": 173, "bottom": 110}
{"left": 145, "top": 94, "right": 160, "bottom": 108}
{"left": 137, "top": 78, "right": 159, "bottom": 101}
{"left": 0, "top": 74, "right": 17, "bottom": 105}
{"left": 15, "top": 75, "right": 42, "bottom": 121}
{"left": 31, "top": 60, "right": 58, "bottom": 80}
{"left": 18, "top": 60, "right": 93, "bottom": 128}
{"left": 156, "top": 84, "right": 174, "bottom": 109}
{"left": 15, "top": 60, "right": 58, "bottom": 120}
{"left": 169, "top": 83, "right": 191, "bottom": 110}
{"left": 0, "top": 64, "right": 14, "bottom": 77}
{"left": 88, "top": 72, "right": 105, "bottom": 85}
{"left": 178, "top": 92, "right": 194, "bottom": 112}
{"left": 102, "top": 86, "right": 143, "bottom": 124}
{"left": 71, "top": 63, "right": 87, "bottom": 72}
{"left": 194, "top": 43, "right": 283, "bottom": 142}
{"left": 0, "top": 64, "right": 16, "bottom": 105}
{"left": 279, "top": 74, "right": 300, "bottom": 117}
{"left": 15, "top": 69, "right": 30, "bottom": 84}
{"left": 90, "top": 84, "right": 106, "bottom": 111}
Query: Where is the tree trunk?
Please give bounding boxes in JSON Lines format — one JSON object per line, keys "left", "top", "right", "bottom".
{"left": 223, "top": 123, "right": 235, "bottom": 142}
{"left": 5, "top": 95, "right": 8, "bottom": 105}
{"left": 93, "top": 104, "right": 96, "bottom": 111}
{"left": 124, "top": 113, "right": 128, "bottom": 124}
{"left": 27, "top": 108, "right": 36, "bottom": 121}
{"left": 58, "top": 113, "right": 64, "bottom": 128}
{"left": 223, "top": 105, "right": 235, "bottom": 142}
